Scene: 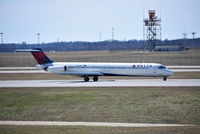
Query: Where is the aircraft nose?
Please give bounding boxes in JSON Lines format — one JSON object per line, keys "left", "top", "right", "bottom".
{"left": 167, "top": 70, "right": 173, "bottom": 76}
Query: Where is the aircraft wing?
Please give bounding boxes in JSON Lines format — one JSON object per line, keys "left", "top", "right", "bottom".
{"left": 56, "top": 71, "right": 104, "bottom": 76}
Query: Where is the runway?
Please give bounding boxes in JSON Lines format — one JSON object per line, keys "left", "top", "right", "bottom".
{"left": 0, "top": 121, "right": 195, "bottom": 128}
{"left": 0, "top": 79, "right": 200, "bottom": 87}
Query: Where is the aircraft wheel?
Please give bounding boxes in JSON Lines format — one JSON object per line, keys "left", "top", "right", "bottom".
{"left": 93, "top": 76, "right": 98, "bottom": 81}
{"left": 84, "top": 76, "right": 89, "bottom": 82}
{"left": 163, "top": 76, "right": 167, "bottom": 81}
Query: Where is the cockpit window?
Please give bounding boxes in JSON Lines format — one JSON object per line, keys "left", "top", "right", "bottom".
{"left": 159, "top": 65, "right": 166, "bottom": 69}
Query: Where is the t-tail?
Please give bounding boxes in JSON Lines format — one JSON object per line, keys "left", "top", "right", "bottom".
{"left": 16, "top": 48, "right": 53, "bottom": 68}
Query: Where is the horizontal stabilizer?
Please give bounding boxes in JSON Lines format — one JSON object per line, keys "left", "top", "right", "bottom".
{"left": 15, "top": 49, "right": 41, "bottom": 52}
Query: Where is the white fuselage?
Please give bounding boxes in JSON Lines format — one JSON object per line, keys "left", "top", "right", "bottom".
{"left": 42, "top": 62, "right": 173, "bottom": 77}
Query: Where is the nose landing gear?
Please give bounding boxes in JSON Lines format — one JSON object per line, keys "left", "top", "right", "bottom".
{"left": 163, "top": 76, "right": 167, "bottom": 81}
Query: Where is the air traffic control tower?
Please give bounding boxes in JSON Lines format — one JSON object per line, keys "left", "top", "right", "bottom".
{"left": 143, "top": 10, "right": 161, "bottom": 51}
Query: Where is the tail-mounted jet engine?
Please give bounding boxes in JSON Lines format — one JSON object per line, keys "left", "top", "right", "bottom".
{"left": 47, "top": 66, "right": 67, "bottom": 73}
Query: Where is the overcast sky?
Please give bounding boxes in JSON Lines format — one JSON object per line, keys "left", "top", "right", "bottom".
{"left": 1, "top": 0, "right": 200, "bottom": 43}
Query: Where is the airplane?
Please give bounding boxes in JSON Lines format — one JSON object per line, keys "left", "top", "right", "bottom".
{"left": 16, "top": 48, "right": 173, "bottom": 81}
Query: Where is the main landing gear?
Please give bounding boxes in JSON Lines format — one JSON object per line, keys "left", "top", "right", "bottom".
{"left": 163, "top": 76, "right": 167, "bottom": 81}
{"left": 84, "top": 76, "right": 89, "bottom": 82}
{"left": 84, "top": 76, "right": 98, "bottom": 82}
{"left": 93, "top": 76, "right": 98, "bottom": 81}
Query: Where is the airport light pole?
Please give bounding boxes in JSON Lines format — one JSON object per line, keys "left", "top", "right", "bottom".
{"left": 37, "top": 33, "right": 40, "bottom": 44}
{"left": 99, "top": 32, "right": 101, "bottom": 42}
{"left": 182, "top": 33, "right": 187, "bottom": 39}
{"left": 192, "top": 32, "right": 196, "bottom": 39}
{"left": 0, "top": 33, "right": 3, "bottom": 44}
{"left": 112, "top": 28, "right": 114, "bottom": 41}
{"left": 192, "top": 32, "right": 196, "bottom": 46}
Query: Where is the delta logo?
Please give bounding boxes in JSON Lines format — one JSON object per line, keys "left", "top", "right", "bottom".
{"left": 132, "top": 64, "right": 152, "bottom": 68}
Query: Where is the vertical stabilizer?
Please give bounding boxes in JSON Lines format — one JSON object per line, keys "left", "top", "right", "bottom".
{"left": 16, "top": 48, "right": 53, "bottom": 64}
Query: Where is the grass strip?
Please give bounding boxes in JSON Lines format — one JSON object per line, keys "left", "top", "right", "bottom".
{"left": 0, "top": 87, "right": 200, "bottom": 125}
